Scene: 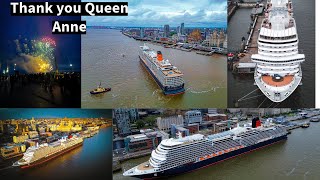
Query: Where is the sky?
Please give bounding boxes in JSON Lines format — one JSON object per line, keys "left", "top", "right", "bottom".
{"left": 83, "top": 0, "right": 227, "bottom": 28}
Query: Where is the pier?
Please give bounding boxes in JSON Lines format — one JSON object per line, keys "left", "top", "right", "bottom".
{"left": 228, "top": 2, "right": 265, "bottom": 74}
{"left": 122, "top": 31, "right": 227, "bottom": 56}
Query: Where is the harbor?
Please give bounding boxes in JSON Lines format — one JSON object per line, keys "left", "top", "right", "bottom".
{"left": 0, "top": 109, "right": 113, "bottom": 179}
{"left": 122, "top": 31, "right": 228, "bottom": 56}
{"left": 227, "top": 1, "right": 264, "bottom": 74}
{"left": 227, "top": 0, "right": 315, "bottom": 108}
{"left": 113, "top": 109, "right": 320, "bottom": 180}
{"left": 82, "top": 29, "right": 227, "bottom": 108}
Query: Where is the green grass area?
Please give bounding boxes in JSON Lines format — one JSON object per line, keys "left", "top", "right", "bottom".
{"left": 134, "top": 115, "right": 159, "bottom": 129}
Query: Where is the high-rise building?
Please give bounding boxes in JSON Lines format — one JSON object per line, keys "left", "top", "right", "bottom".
{"left": 180, "top": 23, "right": 185, "bottom": 35}
{"left": 140, "top": 28, "right": 144, "bottom": 38}
{"left": 128, "top": 109, "right": 139, "bottom": 123}
{"left": 164, "top": 24, "right": 170, "bottom": 37}
{"left": 113, "top": 109, "right": 132, "bottom": 137}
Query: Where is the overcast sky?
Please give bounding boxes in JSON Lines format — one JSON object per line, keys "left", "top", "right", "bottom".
{"left": 82, "top": 0, "right": 227, "bottom": 28}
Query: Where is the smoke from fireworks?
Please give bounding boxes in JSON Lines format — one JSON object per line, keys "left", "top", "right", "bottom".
{"left": 13, "top": 36, "right": 56, "bottom": 73}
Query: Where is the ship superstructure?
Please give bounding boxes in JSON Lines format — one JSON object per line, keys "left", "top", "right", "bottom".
{"left": 252, "top": 0, "right": 305, "bottom": 102}
{"left": 13, "top": 135, "right": 83, "bottom": 168}
{"left": 139, "top": 44, "right": 185, "bottom": 95}
{"left": 123, "top": 119, "right": 287, "bottom": 179}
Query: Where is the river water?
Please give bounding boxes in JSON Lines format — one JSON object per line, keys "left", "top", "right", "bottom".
{"left": 228, "top": 0, "right": 315, "bottom": 108}
{"left": 113, "top": 121, "right": 320, "bottom": 180}
{"left": 0, "top": 127, "right": 113, "bottom": 180}
{"left": 81, "top": 29, "right": 227, "bottom": 108}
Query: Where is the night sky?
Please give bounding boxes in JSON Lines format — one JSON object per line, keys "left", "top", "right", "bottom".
{"left": 0, "top": 0, "right": 81, "bottom": 73}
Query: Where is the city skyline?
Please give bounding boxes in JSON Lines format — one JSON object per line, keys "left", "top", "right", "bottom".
{"left": 83, "top": 0, "right": 227, "bottom": 28}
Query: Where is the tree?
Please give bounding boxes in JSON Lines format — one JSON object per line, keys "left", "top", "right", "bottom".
{"left": 136, "top": 120, "right": 145, "bottom": 129}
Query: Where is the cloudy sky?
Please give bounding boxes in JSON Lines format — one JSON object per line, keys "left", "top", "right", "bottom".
{"left": 82, "top": 0, "right": 227, "bottom": 28}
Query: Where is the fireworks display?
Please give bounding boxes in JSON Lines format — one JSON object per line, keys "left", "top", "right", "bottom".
{"left": 13, "top": 36, "right": 56, "bottom": 73}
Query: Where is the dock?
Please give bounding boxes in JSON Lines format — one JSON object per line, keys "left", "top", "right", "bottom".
{"left": 113, "top": 149, "right": 151, "bottom": 162}
{"left": 229, "top": 3, "right": 265, "bottom": 74}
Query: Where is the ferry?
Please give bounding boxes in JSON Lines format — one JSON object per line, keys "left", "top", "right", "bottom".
{"left": 123, "top": 119, "right": 287, "bottom": 179}
{"left": 252, "top": 0, "right": 305, "bottom": 102}
{"left": 139, "top": 44, "right": 185, "bottom": 95}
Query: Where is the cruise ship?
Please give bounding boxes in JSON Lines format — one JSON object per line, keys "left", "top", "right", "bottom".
{"left": 139, "top": 44, "right": 185, "bottom": 95}
{"left": 252, "top": 0, "right": 305, "bottom": 102}
{"left": 13, "top": 135, "right": 83, "bottom": 168}
{"left": 123, "top": 119, "right": 287, "bottom": 179}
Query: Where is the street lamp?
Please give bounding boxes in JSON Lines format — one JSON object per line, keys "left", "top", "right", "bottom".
{"left": 14, "top": 63, "right": 16, "bottom": 71}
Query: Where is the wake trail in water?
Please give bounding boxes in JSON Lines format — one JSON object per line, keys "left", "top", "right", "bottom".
{"left": 189, "top": 86, "right": 222, "bottom": 94}
{"left": 286, "top": 167, "right": 296, "bottom": 176}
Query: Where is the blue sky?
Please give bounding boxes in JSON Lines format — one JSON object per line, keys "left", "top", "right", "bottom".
{"left": 82, "top": 0, "right": 227, "bottom": 28}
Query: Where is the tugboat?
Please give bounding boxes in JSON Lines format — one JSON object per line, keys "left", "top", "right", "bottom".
{"left": 301, "top": 122, "right": 310, "bottom": 128}
{"left": 90, "top": 82, "right": 111, "bottom": 94}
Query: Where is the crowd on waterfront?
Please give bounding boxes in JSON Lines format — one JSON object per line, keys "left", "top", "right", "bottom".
{"left": 0, "top": 72, "right": 81, "bottom": 107}
{"left": 0, "top": 73, "right": 80, "bottom": 93}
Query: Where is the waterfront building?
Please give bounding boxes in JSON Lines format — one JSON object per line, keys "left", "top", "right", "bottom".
{"left": 48, "top": 124, "right": 57, "bottom": 131}
{"left": 180, "top": 23, "right": 185, "bottom": 35}
{"left": 208, "top": 108, "right": 218, "bottom": 114}
{"left": 140, "top": 28, "right": 144, "bottom": 38}
{"left": 213, "top": 120, "right": 237, "bottom": 133}
{"left": 28, "top": 131, "right": 39, "bottom": 139}
{"left": 184, "top": 110, "right": 202, "bottom": 124}
{"left": 223, "top": 34, "right": 228, "bottom": 49}
{"left": 186, "top": 123, "right": 199, "bottom": 134}
{"left": 178, "top": 35, "right": 187, "bottom": 42}
{"left": 188, "top": 29, "right": 202, "bottom": 44}
{"left": 0, "top": 144, "right": 26, "bottom": 159}
{"left": 13, "top": 135, "right": 28, "bottom": 143}
{"left": 114, "top": 109, "right": 132, "bottom": 137}
{"left": 164, "top": 25, "right": 170, "bottom": 38}
{"left": 156, "top": 131, "right": 169, "bottom": 140}
{"left": 124, "top": 133, "right": 159, "bottom": 153}
{"left": 157, "top": 115, "right": 184, "bottom": 131}
{"left": 170, "top": 124, "right": 189, "bottom": 138}
{"left": 204, "top": 114, "right": 228, "bottom": 122}
{"left": 240, "top": 108, "right": 292, "bottom": 117}
{"left": 128, "top": 109, "right": 139, "bottom": 123}
{"left": 0, "top": 121, "right": 3, "bottom": 133}
{"left": 218, "top": 30, "right": 225, "bottom": 47}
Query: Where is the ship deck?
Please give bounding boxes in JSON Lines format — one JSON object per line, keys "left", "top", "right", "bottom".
{"left": 262, "top": 75, "right": 294, "bottom": 87}
{"left": 162, "top": 69, "right": 183, "bottom": 77}
{"left": 137, "top": 161, "right": 154, "bottom": 171}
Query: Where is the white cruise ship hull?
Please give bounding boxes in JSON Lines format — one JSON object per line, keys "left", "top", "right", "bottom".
{"left": 254, "top": 70, "right": 302, "bottom": 102}
{"left": 123, "top": 135, "right": 287, "bottom": 179}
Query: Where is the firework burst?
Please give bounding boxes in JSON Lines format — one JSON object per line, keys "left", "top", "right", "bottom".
{"left": 14, "top": 36, "right": 56, "bottom": 73}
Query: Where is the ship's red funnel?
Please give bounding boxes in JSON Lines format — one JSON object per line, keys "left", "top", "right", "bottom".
{"left": 157, "top": 51, "right": 163, "bottom": 61}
